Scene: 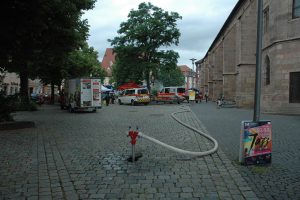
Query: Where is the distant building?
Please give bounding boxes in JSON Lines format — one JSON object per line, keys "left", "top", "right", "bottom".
{"left": 196, "top": 0, "right": 300, "bottom": 115}
{"left": 1, "top": 71, "right": 57, "bottom": 97}
{"left": 101, "top": 48, "right": 116, "bottom": 85}
{"left": 1, "top": 72, "right": 20, "bottom": 95}
{"left": 179, "top": 65, "right": 196, "bottom": 89}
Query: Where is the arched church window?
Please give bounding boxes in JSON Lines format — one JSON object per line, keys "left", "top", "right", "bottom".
{"left": 265, "top": 56, "right": 271, "bottom": 85}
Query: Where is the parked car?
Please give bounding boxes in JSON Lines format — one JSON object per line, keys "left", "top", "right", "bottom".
{"left": 118, "top": 88, "right": 150, "bottom": 105}
{"left": 30, "top": 93, "right": 44, "bottom": 104}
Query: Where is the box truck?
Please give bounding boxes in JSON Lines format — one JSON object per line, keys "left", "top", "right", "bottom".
{"left": 64, "top": 78, "right": 102, "bottom": 112}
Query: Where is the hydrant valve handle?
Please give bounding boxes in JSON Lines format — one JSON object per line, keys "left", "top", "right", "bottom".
{"left": 128, "top": 130, "right": 139, "bottom": 145}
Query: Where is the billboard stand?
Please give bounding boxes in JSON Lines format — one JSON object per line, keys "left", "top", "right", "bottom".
{"left": 239, "top": 120, "right": 272, "bottom": 165}
{"left": 238, "top": 1, "right": 272, "bottom": 166}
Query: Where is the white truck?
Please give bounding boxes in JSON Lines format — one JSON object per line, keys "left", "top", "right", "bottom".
{"left": 64, "top": 78, "right": 102, "bottom": 112}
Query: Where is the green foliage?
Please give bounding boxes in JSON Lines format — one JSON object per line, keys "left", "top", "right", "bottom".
{"left": 111, "top": 49, "right": 144, "bottom": 86}
{"left": 151, "top": 89, "right": 158, "bottom": 96}
{"left": 0, "top": 92, "right": 15, "bottom": 122}
{"left": 109, "top": 2, "right": 182, "bottom": 90}
{"left": 158, "top": 66, "right": 185, "bottom": 87}
{"left": 0, "top": 0, "right": 96, "bottom": 100}
{"left": 17, "top": 98, "right": 38, "bottom": 111}
{"left": 63, "top": 43, "right": 105, "bottom": 81}
{"left": 0, "top": 92, "right": 38, "bottom": 122}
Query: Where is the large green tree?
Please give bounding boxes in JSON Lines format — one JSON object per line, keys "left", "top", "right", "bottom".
{"left": 62, "top": 43, "right": 106, "bottom": 80}
{"left": 158, "top": 66, "right": 184, "bottom": 87}
{"left": 0, "top": 0, "right": 95, "bottom": 102}
{"left": 36, "top": 42, "right": 105, "bottom": 104}
{"left": 109, "top": 2, "right": 182, "bottom": 91}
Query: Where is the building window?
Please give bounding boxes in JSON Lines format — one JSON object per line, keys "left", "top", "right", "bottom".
{"left": 293, "top": 0, "right": 300, "bottom": 18}
{"left": 263, "top": 7, "right": 269, "bottom": 33}
{"left": 265, "top": 56, "right": 271, "bottom": 85}
{"left": 290, "top": 72, "right": 300, "bottom": 103}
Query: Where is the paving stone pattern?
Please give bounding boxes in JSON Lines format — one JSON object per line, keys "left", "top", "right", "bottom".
{"left": 0, "top": 104, "right": 259, "bottom": 199}
{"left": 190, "top": 102, "right": 300, "bottom": 200}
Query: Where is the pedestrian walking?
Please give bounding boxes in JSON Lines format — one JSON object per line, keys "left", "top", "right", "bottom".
{"left": 204, "top": 92, "right": 208, "bottom": 103}
{"left": 104, "top": 92, "right": 110, "bottom": 106}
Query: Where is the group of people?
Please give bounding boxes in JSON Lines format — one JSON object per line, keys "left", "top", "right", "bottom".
{"left": 103, "top": 91, "right": 115, "bottom": 106}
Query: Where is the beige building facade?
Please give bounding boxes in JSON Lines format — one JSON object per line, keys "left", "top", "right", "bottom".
{"left": 1, "top": 72, "right": 56, "bottom": 97}
{"left": 197, "top": 0, "right": 300, "bottom": 114}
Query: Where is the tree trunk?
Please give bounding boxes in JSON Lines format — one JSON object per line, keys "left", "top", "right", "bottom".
{"left": 145, "top": 69, "right": 151, "bottom": 92}
{"left": 50, "top": 81, "right": 55, "bottom": 104}
{"left": 19, "top": 66, "right": 29, "bottom": 103}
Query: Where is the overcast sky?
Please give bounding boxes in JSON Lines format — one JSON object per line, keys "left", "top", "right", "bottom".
{"left": 83, "top": 0, "right": 239, "bottom": 69}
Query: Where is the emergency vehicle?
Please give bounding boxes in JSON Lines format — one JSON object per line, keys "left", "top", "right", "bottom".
{"left": 118, "top": 88, "right": 150, "bottom": 105}
{"left": 155, "top": 86, "right": 186, "bottom": 104}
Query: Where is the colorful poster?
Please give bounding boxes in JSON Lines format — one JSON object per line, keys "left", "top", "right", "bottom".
{"left": 91, "top": 79, "right": 101, "bottom": 107}
{"left": 239, "top": 121, "right": 272, "bottom": 165}
{"left": 189, "top": 90, "right": 195, "bottom": 101}
{"left": 81, "top": 79, "right": 92, "bottom": 107}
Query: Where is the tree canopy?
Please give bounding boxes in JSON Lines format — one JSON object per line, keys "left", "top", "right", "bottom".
{"left": 0, "top": 0, "right": 96, "bottom": 102}
{"left": 158, "top": 67, "right": 185, "bottom": 87}
{"left": 109, "top": 2, "right": 182, "bottom": 90}
{"left": 62, "top": 43, "right": 106, "bottom": 81}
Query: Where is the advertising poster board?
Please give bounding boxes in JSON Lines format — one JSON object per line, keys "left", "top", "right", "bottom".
{"left": 81, "top": 79, "right": 92, "bottom": 107}
{"left": 188, "top": 90, "right": 195, "bottom": 101}
{"left": 239, "top": 120, "right": 272, "bottom": 165}
{"left": 92, "top": 79, "right": 101, "bottom": 107}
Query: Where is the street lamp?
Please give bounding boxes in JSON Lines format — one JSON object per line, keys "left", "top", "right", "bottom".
{"left": 190, "top": 58, "right": 197, "bottom": 88}
{"left": 190, "top": 58, "right": 196, "bottom": 72}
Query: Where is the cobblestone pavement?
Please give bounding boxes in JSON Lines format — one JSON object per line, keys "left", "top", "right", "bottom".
{"left": 190, "top": 102, "right": 300, "bottom": 200}
{"left": 0, "top": 104, "right": 258, "bottom": 200}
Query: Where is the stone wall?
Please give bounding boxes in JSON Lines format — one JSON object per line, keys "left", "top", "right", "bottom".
{"left": 196, "top": 0, "right": 300, "bottom": 114}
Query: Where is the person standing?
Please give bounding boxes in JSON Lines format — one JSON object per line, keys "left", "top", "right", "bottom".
{"left": 217, "top": 98, "right": 222, "bottom": 109}
{"left": 104, "top": 92, "right": 110, "bottom": 106}
{"left": 204, "top": 92, "right": 208, "bottom": 103}
{"left": 59, "top": 90, "right": 65, "bottom": 109}
{"left": 110, "top": 92, "right": 115, "bottom": 104}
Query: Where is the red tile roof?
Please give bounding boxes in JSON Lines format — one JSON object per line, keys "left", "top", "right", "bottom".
{"left": 101, "top": 48, "right": 116, "bottom": 69}
{"left": 178, "top": 65, "right": 192, "bottom": 74}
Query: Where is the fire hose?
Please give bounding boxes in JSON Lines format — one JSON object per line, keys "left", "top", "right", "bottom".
{"left": 127, "top": 107, "right": 218, "bottom": 161}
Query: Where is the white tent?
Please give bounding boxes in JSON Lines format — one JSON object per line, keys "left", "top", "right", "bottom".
{"left": 101, "top": 85, "right": 112, "bottom": 92}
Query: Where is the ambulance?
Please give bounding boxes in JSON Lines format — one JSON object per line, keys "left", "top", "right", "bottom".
{"left": 155, "top": 86, "right": 186, "bottom": 104}
{"left": 118, "top": 88, "right": 151, "bottom": 106}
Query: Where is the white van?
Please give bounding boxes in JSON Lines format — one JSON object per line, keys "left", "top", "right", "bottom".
{"left": 118, "top": 88, "right": 150, "bottom": 105}
{"left": 155, "top": 86, "right": 186, "bottom": 104}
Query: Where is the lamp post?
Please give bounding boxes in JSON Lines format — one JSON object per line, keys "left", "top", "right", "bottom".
{"left": 190, "top": 58, "right": 197, "bottom": 88}
{"left": 253, "top": 0, "right": 263, "bottom": 122}
{"left": 190, "top": 58, "right": 196, "bottom": 71}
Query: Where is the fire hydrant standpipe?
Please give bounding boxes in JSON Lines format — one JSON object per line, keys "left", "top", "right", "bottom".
{"left": 127, "top": 107, "right": 218, "bottom": 157}
{"left": 128, "top": 130, "right": 139, "bottom": 162}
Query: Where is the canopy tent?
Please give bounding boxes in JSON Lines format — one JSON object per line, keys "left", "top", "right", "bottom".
{"left": 117, "top": 82, "right": 141, "bottom": 90}
{"left": 101, "top": 85, "right": 112, "bottom": 92}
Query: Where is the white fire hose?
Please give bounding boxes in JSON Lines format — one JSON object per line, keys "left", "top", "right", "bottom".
{"left": 128, "top": 107, "right": 218, "bottom": 158}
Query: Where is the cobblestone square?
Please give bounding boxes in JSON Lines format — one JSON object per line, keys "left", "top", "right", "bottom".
{"left": 1, "top": 103, "right": 299, "bottom": 199}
